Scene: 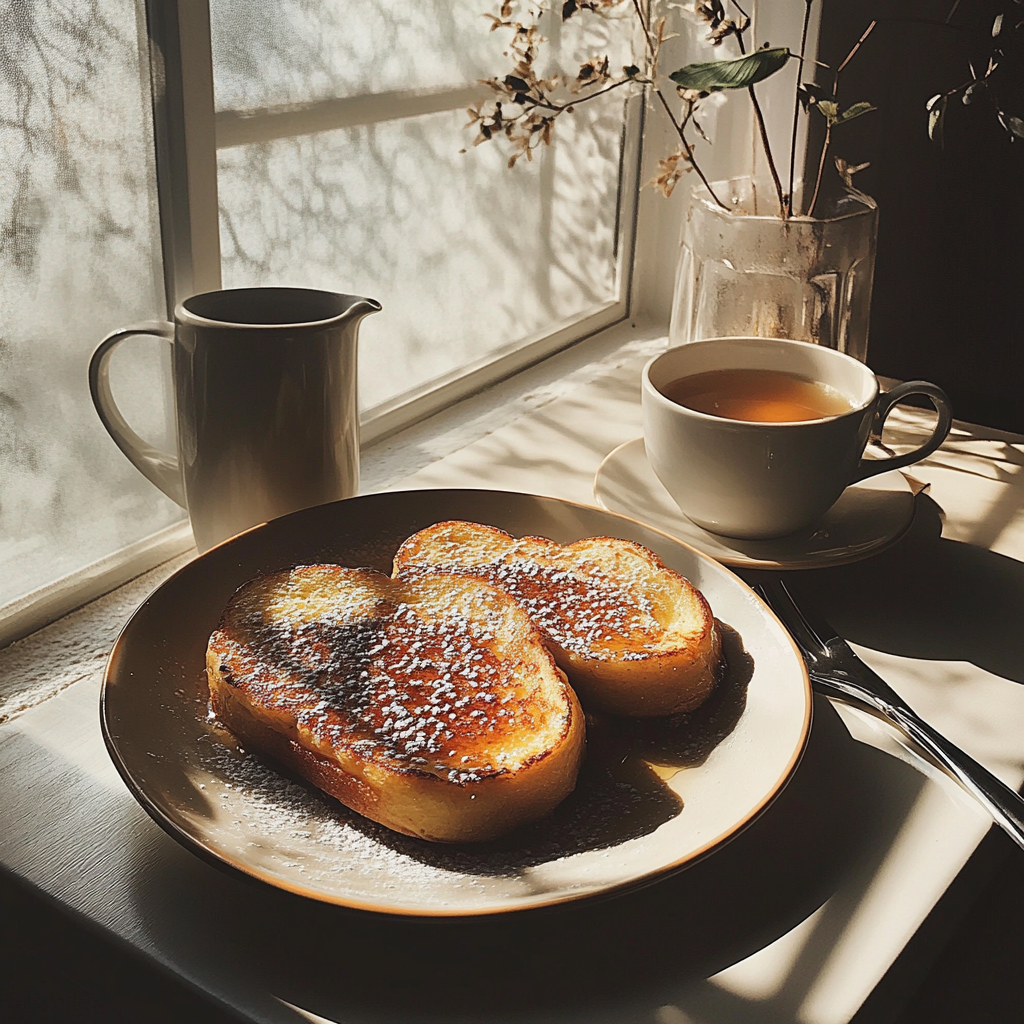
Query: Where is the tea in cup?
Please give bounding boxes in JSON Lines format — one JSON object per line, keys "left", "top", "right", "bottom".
{"left": 641, "top": 337, "right": 952, "bottom": 539}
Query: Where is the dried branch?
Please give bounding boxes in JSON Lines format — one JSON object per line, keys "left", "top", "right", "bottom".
{"left": 807, "top": 20, "right": 877, "bottom": 216}
{"left": 469, "top": 0, "right": 859, "bottom": 220}
{"left": 633, "top": 0, "right": 728, "bottom": 207}
{"left": 787, "top": 1, "right": 815, "bottom": 216}
{"left": 750, "top": 81, "right": 787, "bottom": 217}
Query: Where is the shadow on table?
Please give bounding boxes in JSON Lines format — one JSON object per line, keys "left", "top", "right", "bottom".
{"left": 132, "top": 693, "right": 927, "bottom": 1024}
{"left": 753, "top": 494, "right": 1024, "bottom": 686}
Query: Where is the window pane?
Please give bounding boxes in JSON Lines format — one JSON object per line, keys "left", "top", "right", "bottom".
{"left": 0, "top": 1, "right": 184, "bottom": 608}
{"left": 210, "top": 0, "right": 516, "bottom": 110}
{"left": 217, "top": 96, "right": 626, "bottom": 412}
{"left": 208, "top": 1, "right": 636, "bottom": 111}
{"left": 213, "top": 4, "right": 636, "bottom": 413}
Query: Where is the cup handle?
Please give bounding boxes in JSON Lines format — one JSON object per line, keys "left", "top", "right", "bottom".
{"left": 853, "top": 381, "right": 953, "bottom": 483}
{"left": 88, "top": 321, "right": 187, "bottom": 508}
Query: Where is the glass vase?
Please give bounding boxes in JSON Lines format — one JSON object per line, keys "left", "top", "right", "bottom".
{"left": 668, "top": 177, "right": 878, "bottom": 362}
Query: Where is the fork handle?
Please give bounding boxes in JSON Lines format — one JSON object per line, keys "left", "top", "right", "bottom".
{"left": 812, "top": 673, "right": 1024, "bottom": 851}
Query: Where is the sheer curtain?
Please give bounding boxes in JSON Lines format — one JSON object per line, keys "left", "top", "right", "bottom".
{"left": 0, "top": 0, "right": 184, "bottom": 611}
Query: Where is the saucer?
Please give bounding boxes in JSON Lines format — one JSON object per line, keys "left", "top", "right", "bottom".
{"left": 594, "top": 438, "right": 916, "bottom": 570}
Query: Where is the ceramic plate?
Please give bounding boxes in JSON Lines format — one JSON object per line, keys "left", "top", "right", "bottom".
{"left": 595, "top": 438, "right": 916, "bottom": 570}
{"left": 101, "top": 489, "right": 811, "bottom": 916}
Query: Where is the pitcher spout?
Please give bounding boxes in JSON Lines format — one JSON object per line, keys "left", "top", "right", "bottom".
{"left": 341, "top": 295, "right": 382, "bottom": 325}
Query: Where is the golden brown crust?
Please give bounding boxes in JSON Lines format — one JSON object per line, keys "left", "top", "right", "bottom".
{"left": 207, "top": 566, "right": 584, "bottom": 842}
{"left": 394, "top": 522, "right": 722, "bottom": 717}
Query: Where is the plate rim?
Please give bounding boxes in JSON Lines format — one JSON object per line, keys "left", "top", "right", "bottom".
{"left": 100, "top": 487, "right": 812, "bottom": 917}
{"left": 595, "top": 437, "right": 917, "bottom": 570}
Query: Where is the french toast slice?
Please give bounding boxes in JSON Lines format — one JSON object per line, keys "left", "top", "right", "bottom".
{"left": 394, "top": 522, "right": 721, "bottom": 718}
{"left": 207, "top": 565, "right": 584, "bottom": 843}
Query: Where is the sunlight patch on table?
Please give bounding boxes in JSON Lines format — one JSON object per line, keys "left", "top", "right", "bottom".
{"left": 710, "top": 905, "right": 827, "bottom": 1001}
{"left": 274, "top": 998, "right": 341, "bottom": 1024}
{"left": 851, "top": 647, "right": 1024, "bottom": 790}
{"left": 795, "top": 781, "right": 989, "bottom": 1024}
{"left": 656, "top": 1004, "right": 702, "bottom": 1024}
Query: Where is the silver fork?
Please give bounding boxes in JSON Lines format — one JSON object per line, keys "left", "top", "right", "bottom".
{"left": 756, "top": 577, "right": 1024, "bottom": 852}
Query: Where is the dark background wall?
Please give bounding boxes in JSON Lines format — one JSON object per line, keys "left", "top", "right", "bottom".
{"left": 816, "top": 0, "right": 1024, "bottom": 433}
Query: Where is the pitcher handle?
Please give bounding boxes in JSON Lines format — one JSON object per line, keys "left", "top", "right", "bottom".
{"left": 853, "top": 381, "right": 952, "bottom": 483}
{"left": 88, "top": 322, "right": 187, "bottom": 507}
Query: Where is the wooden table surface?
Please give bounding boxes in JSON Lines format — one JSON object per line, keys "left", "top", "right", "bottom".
{"left": 2, "top": 327, "right": 1023, "bottom": 1023}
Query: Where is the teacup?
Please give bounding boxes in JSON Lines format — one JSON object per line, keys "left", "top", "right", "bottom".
{"left": 90, "top": 287, "right": 380, "bottom": 552}
{"left": 641, "top": 337, "right": 952, "bottom": 539}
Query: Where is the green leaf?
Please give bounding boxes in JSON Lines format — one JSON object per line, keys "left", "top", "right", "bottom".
{"left": 834, "top": 101, "right": 876, "bottom": 125}
{"left": 816, "top": 100, "right": 839, "bottom": 123}
{"left": 669, "top": 47, "right": 790, "bottom": 92}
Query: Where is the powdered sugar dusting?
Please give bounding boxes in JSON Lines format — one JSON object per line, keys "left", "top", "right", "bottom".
{"left": 398, "top": 532, "right": 664, "bottom": 660}
{"left": 211, "top": 566, "right": 565, "bottom": 784}
{"left": 486, "top": 557, "right": 658, "bottom": 657}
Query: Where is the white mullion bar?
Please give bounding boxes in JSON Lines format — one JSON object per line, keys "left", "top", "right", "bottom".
{"left": 146, "top": 0, "right": 221, "bottom": 307}
{"left": 215, "top": 84, "right": 484, "bottom": 149}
